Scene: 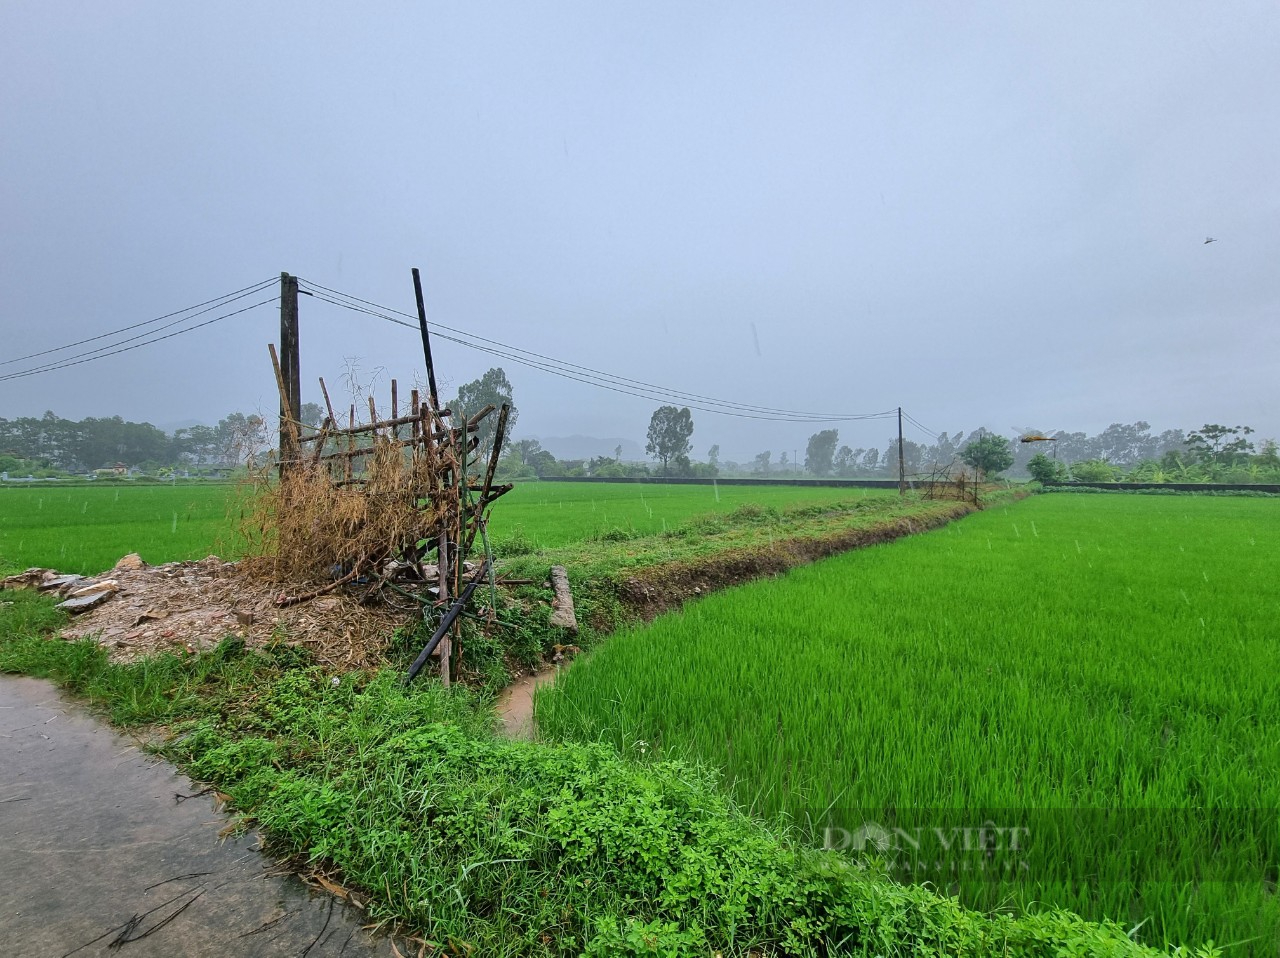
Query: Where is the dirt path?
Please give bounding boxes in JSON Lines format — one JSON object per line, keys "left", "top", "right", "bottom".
{"left": 0, "top": 676, "right": 396, "bottom": 957}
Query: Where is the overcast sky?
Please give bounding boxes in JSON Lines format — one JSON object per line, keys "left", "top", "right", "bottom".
{"left": 2, "top": 2, "right": 1276, "bottom": 461}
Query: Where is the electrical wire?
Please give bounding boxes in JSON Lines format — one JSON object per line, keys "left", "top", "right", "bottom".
{"left": 297, "top": 279, "right": 900, "bottom": 424}
{"left": 303, "top": 289, "right": 895, "bottom": 423}
{"left": 4, "top": 282, "right": 280, "bottom": 380}
{"left": 0, "top": 278, "right": 278, "bottom": 368}
{"left": 309, "top": 279, "right": 900, "bottom": 421}
{"left": 902, "top": 411, "right": 940, "bottom": 441}
{"left": 0, "top": 297, "right": 278, "bottom": 383}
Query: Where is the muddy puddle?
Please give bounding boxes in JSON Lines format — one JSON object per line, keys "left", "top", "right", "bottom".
{"left": 0, "top": 675, "right": 398, "bottom": 957}
{"left": 494, "top": 666, "right": 562, "bottom": 740}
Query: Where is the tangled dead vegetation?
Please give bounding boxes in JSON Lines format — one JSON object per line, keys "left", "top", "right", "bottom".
{"left": 236, "top": 440, "right": 449, "bottom": 590}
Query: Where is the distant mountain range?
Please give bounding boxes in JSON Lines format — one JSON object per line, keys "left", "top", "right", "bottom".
{"left": 533, "top": 435, "right": 645, "bottom": 462}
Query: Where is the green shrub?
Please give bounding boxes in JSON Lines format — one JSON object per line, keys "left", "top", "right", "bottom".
{"left": 1069, "top": 458, "right": 1116, "bottom": 482}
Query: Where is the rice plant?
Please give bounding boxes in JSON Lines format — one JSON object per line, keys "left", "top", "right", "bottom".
{"left": 537, "top": 495, "right": 1280, "bottom": 952}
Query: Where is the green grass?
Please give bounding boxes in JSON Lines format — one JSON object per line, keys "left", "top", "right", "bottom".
{"left": 0, "top": 480, "right": 891, "bottom": 576}
{"left": 536, "top": 495, "right": 1280, "bottom": 953}
{"left": 0, "top": 483, "right": 246, "bottom": 575}
{"left": 0, "top": 590, "right": 1210, "bottom": 957}
{"left": 490, "top": 482, "right": 894, "bottom": 549}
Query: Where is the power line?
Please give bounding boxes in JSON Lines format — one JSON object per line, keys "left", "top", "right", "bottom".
{"left": 297, "top": 279, "right": 900, "bottom": 424}
{"left": 902, "top": 411, "right": 940, "bottom": 441}
{"left": 301, "top": 289, "right": 844, "bottom": 422}
{"left": 295, "top": 279, "right": 887, "bottom": 418}
{"left": 302, "top": 288, "right": 896, "bottom": 424}
{"left": 0, "top": 278, "right": 278, "bottom": 368}
{"left": 2, "top": 282, "right": 281, "bottom": 381}
{"left": 0, "top": 297, "right": 278, "bottom": 383}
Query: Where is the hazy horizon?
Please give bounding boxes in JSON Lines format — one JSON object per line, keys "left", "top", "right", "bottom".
{"left": 3, "top": 3, "right": 1276, "bottom": 460}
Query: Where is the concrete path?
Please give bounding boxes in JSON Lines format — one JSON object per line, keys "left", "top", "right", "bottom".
{"left": 0, "top": 676, "right": 394, "bottom": 957}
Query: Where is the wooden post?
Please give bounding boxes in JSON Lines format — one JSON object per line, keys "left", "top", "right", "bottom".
{"left": 268, "top": 343, "right": 300, "bottom": 478}
{"left": 278, "top": 273, "right": 300, "bottom": 472}
{"left": 897, "top": 406, "right": 906, "bottom": 495}
{"left": 437, "top": 526, "right": 451, "bottom": 688}
{"left": 346, "top": 405, "right": 355, "bottom": 484}
{"left": 411, "top": 268, "right": 440, "bottom": 410}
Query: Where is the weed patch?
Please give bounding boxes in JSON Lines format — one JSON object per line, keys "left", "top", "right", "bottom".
{"left": 0, "top": 587, "right": 1203, "bottom": 957}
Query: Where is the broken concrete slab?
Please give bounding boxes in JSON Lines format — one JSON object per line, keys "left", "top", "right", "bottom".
{"left": 58, "top": 591, "right": 114, "bottom": 613}
{"left": 548, "top": 565, "right": 578, "bottom": 633}
{"left": 37, "top": 574, "right": 86, "bottom": 593}
{"left": 68, "top": 579, "right": 118, "bottom": 599}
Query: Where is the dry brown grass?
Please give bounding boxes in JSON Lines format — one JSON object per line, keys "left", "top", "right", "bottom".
{"left": 238, "top": 438, "right": 449, "bottom": 587}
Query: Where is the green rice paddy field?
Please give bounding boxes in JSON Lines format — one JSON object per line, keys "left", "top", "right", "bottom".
{"left": 0, "top": 481, "right": 888, "bottom": 574}
{"left": 537, "top": 494, "right": 1280, "bottom": 952}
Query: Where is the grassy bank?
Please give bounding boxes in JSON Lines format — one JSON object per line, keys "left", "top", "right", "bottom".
{"left": 0, "top": 480, "right": 891, "bottom": 576}
{"left": 0, "top": 589, "right": 1208, "bottom": 957}
{"left": 536, "top": 494, "right": 1280, "bottom": 951}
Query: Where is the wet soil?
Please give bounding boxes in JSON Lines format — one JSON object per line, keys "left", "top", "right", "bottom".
{"left": 0, "top": 676, "right": 393, "bottom": 957}
{"left": 494, "top": 667, "right": 561, "bottom": 740}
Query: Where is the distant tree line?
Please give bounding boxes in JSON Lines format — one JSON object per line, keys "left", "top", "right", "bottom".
{"left": 0, "top": 411, "right": 268, "bottom": 474}
{"left": 1026, "top": 424, "right": 1280, "bottom": 485}
{"left": 735, "top": 420, "right": 1279, "bottom": 484}
{"left": 7, "top": 394, "right": 1276, "bottom": 488}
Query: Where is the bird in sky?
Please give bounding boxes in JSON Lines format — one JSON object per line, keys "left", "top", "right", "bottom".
{"left": 1204, "top": 237, "right": 1217, "bottom": 244}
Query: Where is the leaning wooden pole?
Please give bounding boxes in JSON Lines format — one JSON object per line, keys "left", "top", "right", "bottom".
{"left": 269, "top": 343, "right": 301, "bottom": 478}
{"left": 411, "top": 267, "right": 440, "bottom": 410}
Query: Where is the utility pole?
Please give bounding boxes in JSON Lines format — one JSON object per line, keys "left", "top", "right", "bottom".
{"left": 897, "top": 406, "right": 906, "bottom": 494}
{"left": 278, "top": 273, "right": 300, "bottom": 471}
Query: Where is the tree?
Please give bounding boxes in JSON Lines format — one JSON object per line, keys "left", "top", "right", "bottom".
{"left": 697, "top": 444, "right": 720, "bottom": 478}
{"left": 452, "top": 368, "right": 518, "bottom": 460}
{"left": 299, "top": 402, "right": 325, "bottom": 430}
{"left": 1026, "top": 452, "right": 1066, "bottom": 484}
{"left": 833, "top": 445, "right": 855, "bottom": 476}
{"left": 899, "top": 439, "right": 925, "bottom": 475}
{"left": 752, "top": 450, "right": 772, "bottom": 475}
{"left": 588, "top": 455, "right": 626, "bottom": 478}
{"left": 216, "top": 412, "right": 268, "bottom": 467}
{"left": 510, "top": 438, "right": 543, "bottom": 466}
{"left": 1186, "top": 424, "right": 1254, "bottom": 466}
{"left": 805, "top": 429, "right": 839, "bottom": 477}
{"left": 528, "top": 449, "right": 561, "bottom": 477}
{"left": 645, "top": 406, "right": 693, "bottom": 475}
{"left": 960, "top": 433, "right": 1014, "bottom": 477}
